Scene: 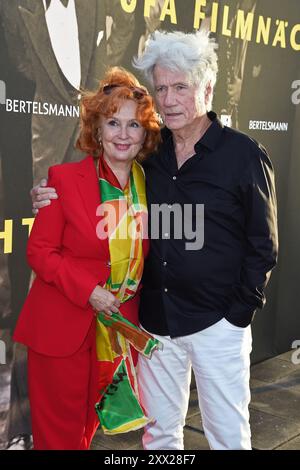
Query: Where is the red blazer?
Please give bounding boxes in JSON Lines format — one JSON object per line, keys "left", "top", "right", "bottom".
{"left": 14, "top": 156, "right": 149, "bottom": 357}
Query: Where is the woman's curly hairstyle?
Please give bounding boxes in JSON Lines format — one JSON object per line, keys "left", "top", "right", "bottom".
{"left": 76, "top": 67, "right": 161, "bottom": 161}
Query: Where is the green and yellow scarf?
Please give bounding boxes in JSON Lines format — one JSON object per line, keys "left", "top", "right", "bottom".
{"left": 95, "top": 156, "right": 162, "bottom": 435}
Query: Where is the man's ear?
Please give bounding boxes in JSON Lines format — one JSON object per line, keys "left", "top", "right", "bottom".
{"left": 205, "top": 82, "right": 213, "bottom": 106}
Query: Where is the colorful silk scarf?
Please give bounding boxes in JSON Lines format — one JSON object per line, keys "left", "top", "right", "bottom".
{"left": 95, "top": 156, "right": 162, "bottom": 435}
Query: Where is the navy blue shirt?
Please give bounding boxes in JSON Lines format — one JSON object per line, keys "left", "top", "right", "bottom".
{"left": 139, "top": 112, "right": 278, "bottom": 337}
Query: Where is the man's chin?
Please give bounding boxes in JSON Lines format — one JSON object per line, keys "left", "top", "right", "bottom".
{"left": 165, "top": 121, "right": 185, "bottom": 130}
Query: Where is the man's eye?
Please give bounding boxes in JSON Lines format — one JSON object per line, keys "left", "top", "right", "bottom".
{"left": 156, "top": 87, "right": 165, "bottom": 93}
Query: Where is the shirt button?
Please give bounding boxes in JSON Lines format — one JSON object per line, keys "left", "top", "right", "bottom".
{"left": 106, "top": 261, "right": 111, "bottom": 267}
{"left": 172, "top": 176, "right": 177, "bottom": 180}
{"left": 168, "top": 204, "right": 172, "bottom": 209}
{"left": 164, "top": 288, "right": 168, "bottom": 293}
{"left": 163, "top": 261, "right": 167, "bottom": 266}
{"left": 164, "top": 233, "right": 169, "bottom": 238}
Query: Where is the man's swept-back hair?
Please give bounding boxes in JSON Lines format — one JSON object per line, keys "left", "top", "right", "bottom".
{"left": 133, "top": 30, "right": 218, "bottom": 90}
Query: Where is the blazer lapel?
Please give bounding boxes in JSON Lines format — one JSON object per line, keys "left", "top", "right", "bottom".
{"left": 75, "top": 0, "right": 98, "bottom": 89}
{"left": 76, "top": 156, "right": 102, "bottom": 236}
{"left": 19, "top": 0, "right": 74, "bottom": 104}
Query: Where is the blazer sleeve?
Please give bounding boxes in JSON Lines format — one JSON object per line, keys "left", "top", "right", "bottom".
{"left": 105, "top": 0, "right": 135, "bottom": 65}
{"left": 0, "top": 2, "right": 35, "bottom": 82}
{"left": 27, "top": 166, "right": 100, "bottom": 309}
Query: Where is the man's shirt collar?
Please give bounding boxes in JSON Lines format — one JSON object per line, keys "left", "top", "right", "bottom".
{"left": 161, "top": 111, "right": 224, "bottom": 153}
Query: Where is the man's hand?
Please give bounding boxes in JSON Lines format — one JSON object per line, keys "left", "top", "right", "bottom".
{"left": 89, "top": 285, "right": 121, "bottom": 316}
{"left": 30, "top": 178, "right": 58, "bottom": 215}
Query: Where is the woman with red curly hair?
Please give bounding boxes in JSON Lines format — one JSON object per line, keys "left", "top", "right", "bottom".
{"left": 13, "top": 67, "right": 161, "bottom": 450}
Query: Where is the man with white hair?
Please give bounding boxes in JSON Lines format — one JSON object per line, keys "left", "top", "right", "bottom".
{"left": 31, "top": 30, "right": 278, "bottom": 450}
{"left": 133, "top": 30, "right": 278, "bottom": 451}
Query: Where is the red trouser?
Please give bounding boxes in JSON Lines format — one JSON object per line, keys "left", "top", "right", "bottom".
{"left": 27, "top": 319, "right": 101, "bottom": 450}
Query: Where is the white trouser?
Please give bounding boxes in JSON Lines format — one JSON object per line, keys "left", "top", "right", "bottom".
{"left": 138, "top": 318, "right": 252, "bottom": 450}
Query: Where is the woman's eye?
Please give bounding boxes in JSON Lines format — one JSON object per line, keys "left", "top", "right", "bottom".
{"left": 107, "top": 120, "right": 118, "bottom": 126}
{"left": 130, "top": 121, "right": 140, "bottom": 128}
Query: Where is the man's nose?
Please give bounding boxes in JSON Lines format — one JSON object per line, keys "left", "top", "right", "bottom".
{"left": 163, "top": 88, "right": 176, "bottom": 106}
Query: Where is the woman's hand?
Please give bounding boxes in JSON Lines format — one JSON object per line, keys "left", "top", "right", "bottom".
{"left": 89, "top": 285, "right": 120, "bottom": 315}
{"left": 30, "top": 178, "right": 58, "bottom": 215}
